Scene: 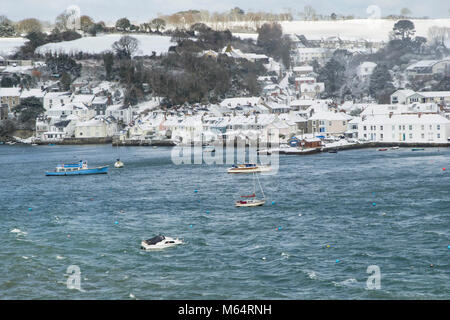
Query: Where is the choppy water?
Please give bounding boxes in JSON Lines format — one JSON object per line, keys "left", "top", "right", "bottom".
{"left": 0, "top": 144, "right": 449, "bottom": 299}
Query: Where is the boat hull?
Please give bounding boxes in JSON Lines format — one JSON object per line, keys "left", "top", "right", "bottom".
{"left": 235, "top": 200, "right": 266, "bottom": 207}
{"left": 228, "top": 167, "right": 271, "bottom": 174}
{"left": 46, "top": 166, "right": 109, "bottom": 176}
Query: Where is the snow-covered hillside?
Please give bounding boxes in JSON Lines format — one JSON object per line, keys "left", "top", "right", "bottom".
{"left": 218, "top": 19, "right": 450, "bottom": 42}
{"left": 280, "top": 19, "right": 450, "bottom": 42}
{"left": 35, "top": 34, "right": 174, "bottom": 56}
{"left": 0, "top": 37, "right": 28, "bottom": 56}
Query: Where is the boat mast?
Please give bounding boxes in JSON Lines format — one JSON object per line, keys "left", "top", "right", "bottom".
{"left": 256, "top": 173, "right": 265, "bottom": 199}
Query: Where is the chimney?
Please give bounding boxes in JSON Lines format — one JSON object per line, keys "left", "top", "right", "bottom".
{"left": 389, "top": 112, "right": 393, "bottom": 118}
{"left": 418, "top": 112, "right": 422, "bottom": 118}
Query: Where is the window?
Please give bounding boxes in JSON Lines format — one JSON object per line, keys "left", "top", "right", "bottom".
{"left": 409, "top": 134, "right": 413, "bottom": 139}
{"left": 380, "top": 126, "right": 383, "bottom": 130}
{"left": 437, "top": 134, "right": 440, "bottom": 139}
{"left": 421, "top": 133, "right": 424, "bottom": 139}
{"left": 363, "top": 126, "right": 367, "bottom": 131}
{"left": 380, "top": 134, "right": 383, "bottom": 139}
{"left": 392, "top": 125, "right": 395, "bottom": 131}
{"left": 437, "top": 125, "right": 440, "bottom": 130}
{"left": 421, "top": 125, "right": 424, "bottom": 130}
{"left": 409, "top": 125, "right": 412, "bottom": 130}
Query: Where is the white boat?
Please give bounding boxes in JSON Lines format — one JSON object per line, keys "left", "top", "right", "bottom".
{"left": 235, "top": 173, "right": 266, "bottom": 207}
{"left": 114, "top": 159, "right": 124, "bottom": 168}
{"left": 391, "top": 146, "right": 400, "bottom": 150}
{"left": 228, "top": 163, "right": 271, "bottom": 174}
{"left": 235, "top": 198, "right": 266, "bottom": 207}
{"left": 140, "top": 235, "right": 183, "bottom": 250}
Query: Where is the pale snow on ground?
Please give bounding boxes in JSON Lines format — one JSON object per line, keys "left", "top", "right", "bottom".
{"left": 281, "top": 19, "right": 450, "bottom": 42}
{"left": 0, "top": 37, "right": 28, "bottom": 56}
{"left": 35, "top": 34, "right": 174, "bottom": 56}
{"left": 223, "top": 19, "right": 450, "bottom": 42}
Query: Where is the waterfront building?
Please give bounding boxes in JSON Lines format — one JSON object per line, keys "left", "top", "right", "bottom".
{"left": 358, "top": 113, "right": 450, "bottom": 143}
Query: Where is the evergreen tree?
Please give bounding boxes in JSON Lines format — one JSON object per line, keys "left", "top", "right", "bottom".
{"left": 15, "top": 97, "right": 44, "bottom": 124}
{"left": 318, "top": 58, "right": 345, "bottom": 97}
{"left": 369, "top": 64, "right": 395, "bottom": 103}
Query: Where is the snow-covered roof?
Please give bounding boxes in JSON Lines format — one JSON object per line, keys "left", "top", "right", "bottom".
{"left": 361, "top": 114, "right": 450, "bottom": 125}
{"left": 309, "top": 111, "right": 349, "bottom": 121}
{"left": 392, "top": 89, "right": 416, "bottom": 97}
{"left": 361, "top": 103, "right": 440, "bottom": 116}
{"left": 0, "top": 87, "right": 21, "bottom": 97}
{"left": 220, "top": 97, "right": 261, "bottom": 109}
{"left": 416, "top": 91, "right": 450, "bottom": 98}
{"left": 293, "top": 66, "right": 313, "bottom": 72}
{"left": 406, "top": 60, "right": 439, "bottom": 70}
{"left": 71, "top": 94, "right": 95, "bottom": 104}
{"left": 20, "top": 88, "right": 46, "bottom": 99}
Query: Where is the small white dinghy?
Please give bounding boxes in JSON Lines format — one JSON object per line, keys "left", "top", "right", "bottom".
{"left": 141, "top": 235, "right": 183, "bottom": 250}
{"left": 114, "top": 159, "right": 124, "bottom": 168}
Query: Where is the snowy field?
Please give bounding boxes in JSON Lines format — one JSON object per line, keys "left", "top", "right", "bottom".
{"left": 35, "top": 34, "right": 174, "bottom": 56}
{"left": 224, "top": 19, "right": 450, "bottom": 42}
{"left": 280, "top": 19, "right": 450, "bottom": 42}
{"left": 0, "top": 37, "right": 28, "bottom": 56}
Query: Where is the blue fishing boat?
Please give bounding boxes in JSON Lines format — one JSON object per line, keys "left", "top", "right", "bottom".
{"left": 45, "top": 160, "right": 108, "bottom": 176}
{"left": 411, "top": 148, "right": 425, "bottom": 151}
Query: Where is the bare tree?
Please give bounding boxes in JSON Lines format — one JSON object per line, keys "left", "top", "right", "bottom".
{"left": 303, "top": 5, "right": 316, "bottom": 21}
{"left": 112, "top": 35, "right": 139, "bottom": 58}
{"left": 427, "top": 26, "right": 450, "bottom": 45}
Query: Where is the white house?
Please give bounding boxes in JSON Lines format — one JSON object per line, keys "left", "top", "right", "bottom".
{"left": 358, "top": 114, "right": 450, "bottom": 143}
{"left": 391, "top": 89, "right": 416, "bottom": 104}
{"left": 45, "top": 103, "right": 95, "bottom": 122}
{"left": 75, "top": 117, "right": 117, "bottom": 138}
{"left": 293, "top": 48, "right": 331, "bottom": 64}
{"left": 356, "top": 62, "right": 377, "bottom": 80}
{"left": 43, "top": 92, "right": 71, "bottom": 110}
{"left": 106, "top": 104, "right": 133, "bottom": 124}
{"left": 300, "top": 82, "right": 325, "bottom": 98}
{"left": 406, "top": 91, "right": 450, "bottom": 105}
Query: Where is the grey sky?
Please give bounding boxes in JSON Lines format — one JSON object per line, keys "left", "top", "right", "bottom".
{"left": 1, "top": 0, "right": 449, "bottom": 22}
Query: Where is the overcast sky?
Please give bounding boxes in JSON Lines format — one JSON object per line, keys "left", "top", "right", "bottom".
{"left": 1, "top": 0, "right": 449, "bottom": 22}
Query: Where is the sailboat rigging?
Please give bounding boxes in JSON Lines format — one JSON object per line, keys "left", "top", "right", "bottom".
{"left": 235, "top": 172, "right": 266, "bottom": 207}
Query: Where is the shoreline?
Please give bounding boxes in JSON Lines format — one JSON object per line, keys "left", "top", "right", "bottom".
{"left": 3, "top": 139, "right": 449, "bottom": 153}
